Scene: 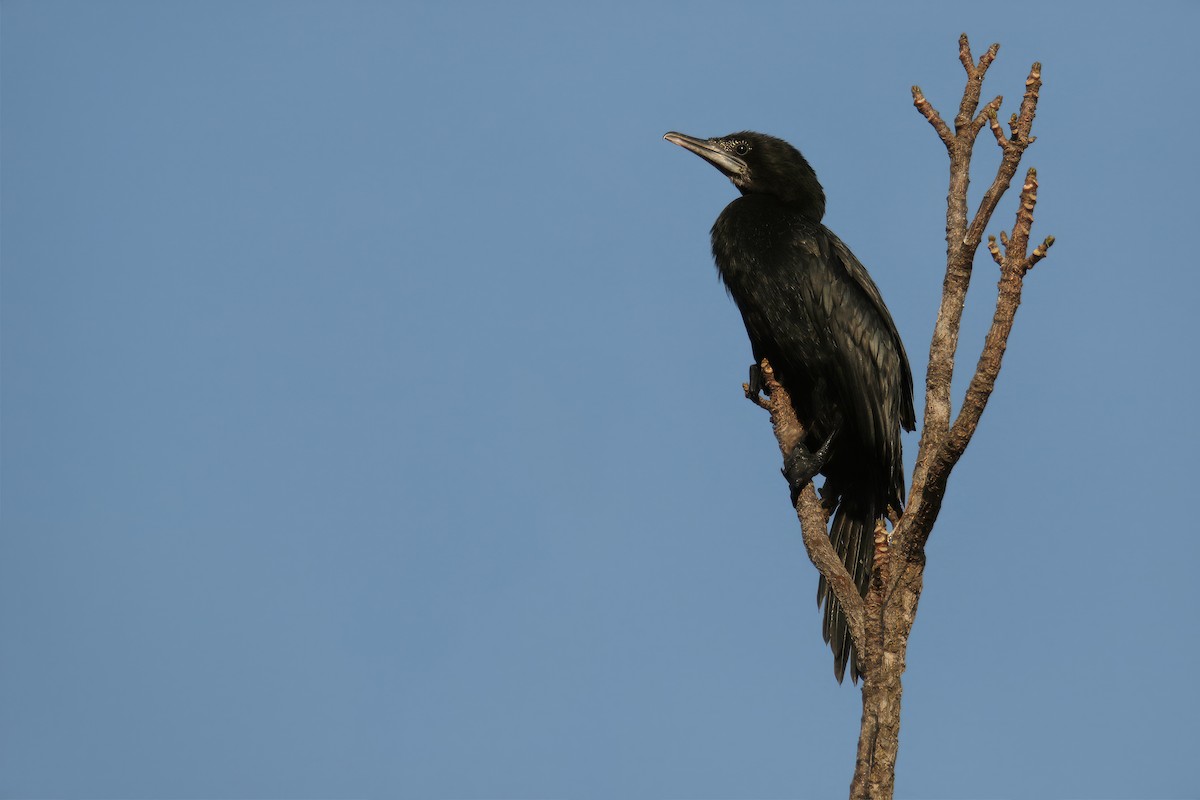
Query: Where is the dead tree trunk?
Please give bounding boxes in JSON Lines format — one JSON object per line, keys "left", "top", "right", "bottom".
{"left": 746, "top": 34, "right": 1054, "bottom": 799}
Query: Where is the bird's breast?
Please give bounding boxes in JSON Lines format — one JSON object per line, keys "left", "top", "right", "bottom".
{"left": 710, "top": 197, "right": 816, "bottom": 289}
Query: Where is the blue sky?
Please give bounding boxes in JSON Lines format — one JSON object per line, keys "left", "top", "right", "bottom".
{"left": 3, "top": 2, "right": 1197, "bottom": 798}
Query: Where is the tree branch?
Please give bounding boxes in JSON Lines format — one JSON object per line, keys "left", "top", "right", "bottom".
{"left": 962, "top": 61, "right": 1042, "bottom": 260}
{"left": 971, "top": 95, "right": 1004, "bottom": 137}
{"left": 947, "top": 168, "right": 1054, "bottom": 458}
{"left": 851, "top": 36, "right": 1053, "bottom": 798}
{"left": 903, "top": 48, "right": 1046, "bottom": 551}
{"left": 911, "top": 85, "right": 954, "bottom": 150}
{"left": 914, "top": 47, "right": 1042, "bottom": 463}
{"left": 954, "top": 35, "right": 1000, "bottom": 134}
{"left": 744, "top": 359, "right": 866, "bottom": 650}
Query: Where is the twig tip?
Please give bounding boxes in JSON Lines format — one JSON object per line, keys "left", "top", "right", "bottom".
{"left": 987, "top": 235, "right": 1003, "bottom": 266}
{"left": 1028, "top": 234, "right": 1056, "bottom": 270}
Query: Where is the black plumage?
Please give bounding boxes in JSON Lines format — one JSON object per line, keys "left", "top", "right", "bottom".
{"left": 664, "top": 131, "right": 915, "bottom": 683}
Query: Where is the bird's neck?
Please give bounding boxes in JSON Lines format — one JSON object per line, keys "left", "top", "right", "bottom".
{"left": 730, "top": 186, "right": 823, "bottom": 222}
{"left": 716, "top": 194, "right": 823, "bottom": 240}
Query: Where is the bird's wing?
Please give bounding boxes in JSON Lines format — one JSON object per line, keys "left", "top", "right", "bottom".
{"left": 821, "top": 231, "right": 916, "bottom": 434}
{"left": 771, "top": 228, "right": 914, "bottom": 491}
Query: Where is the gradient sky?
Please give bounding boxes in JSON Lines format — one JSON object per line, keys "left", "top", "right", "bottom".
{"left": 3, "top": 2, "right": 1198, "bottom": 798}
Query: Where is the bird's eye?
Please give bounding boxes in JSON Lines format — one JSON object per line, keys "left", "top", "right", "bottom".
{"left": 734, "top": 142, "right": 750, "bottom": 156}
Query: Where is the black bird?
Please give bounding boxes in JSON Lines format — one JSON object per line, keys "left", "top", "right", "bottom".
{"left": 664, "top": 131, "right": 915, "bottom": 683}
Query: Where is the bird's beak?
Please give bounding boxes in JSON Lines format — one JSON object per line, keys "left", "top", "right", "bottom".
{"left": 663, "top": 131, "right": 748, "bottom": 180}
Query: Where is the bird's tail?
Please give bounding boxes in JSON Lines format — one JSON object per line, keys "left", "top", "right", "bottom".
{"left": 816, "top": 494, "right": 878, "bottom": 684}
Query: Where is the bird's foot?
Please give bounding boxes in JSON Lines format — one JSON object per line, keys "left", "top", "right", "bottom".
{"left": 745, "top": 363, "right": 765, "bottom": 399}
{"left": 782, "top": 430, "right": 837, "bottom": 504}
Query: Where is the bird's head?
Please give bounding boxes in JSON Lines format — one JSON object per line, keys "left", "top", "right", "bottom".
{"left": 663, "top": 130, "right": 826, "bottom": 221}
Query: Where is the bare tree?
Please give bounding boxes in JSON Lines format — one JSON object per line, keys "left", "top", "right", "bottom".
{"left": 746, "top": 34, "right": 1053, "bottom": 798}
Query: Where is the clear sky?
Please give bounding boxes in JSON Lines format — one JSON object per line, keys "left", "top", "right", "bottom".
{"left": 3, "top": 2, "right": 1197, "bottom": 798}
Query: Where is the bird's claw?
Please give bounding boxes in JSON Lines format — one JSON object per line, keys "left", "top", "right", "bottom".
{"left": 782, "top": 429, "right": 837, "bottom": 504}
{"left": 747, "top": 363, "right": 765, "bottom": 398}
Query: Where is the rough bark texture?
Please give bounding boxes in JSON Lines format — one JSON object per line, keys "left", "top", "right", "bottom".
{"left": 745, "top": 35, "right": 1053, "bottom": 798}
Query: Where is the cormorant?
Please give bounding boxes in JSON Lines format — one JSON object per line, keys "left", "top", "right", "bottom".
{"left": 664, "top": 130, "right": 915, "bottom": 683}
